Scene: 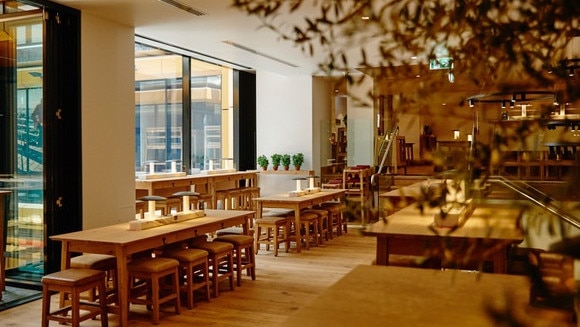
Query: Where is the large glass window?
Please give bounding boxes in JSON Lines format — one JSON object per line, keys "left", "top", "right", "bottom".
{"left": 0, "top": 4, "right": 44, "bottom": 285}
{"left": 135, "top": 43, "right": 230, "bottom": 174}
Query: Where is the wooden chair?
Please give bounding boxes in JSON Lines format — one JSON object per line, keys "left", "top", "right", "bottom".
{"left": 127, "top": 257, "right": 181, "bottom": 325}
{"left": 41, "top": 268, "right": 109, "bottom": 327}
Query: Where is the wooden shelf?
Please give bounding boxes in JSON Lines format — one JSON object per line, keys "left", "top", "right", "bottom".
{"left": 259, "top": 170, "right": 314, "bottom": 175}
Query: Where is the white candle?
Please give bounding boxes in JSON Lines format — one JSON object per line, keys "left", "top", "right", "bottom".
{"left": 209, "top": 160, "right": 214, "bottom": 170}
{"left": 453, "top": 130, "right": 460, "bottom": 140}
{"left": 467, "top": 134, "right": 473, "bottom": 142}
{"left": 149, "top": 162, "right": 155, "bottom": 174}
{"left": 147, "top": 200, "right": 156, "bottom": 218}
{"left": 182, "top": 196, "right": 190, "bottom": 212}
{"left": 295, "top": 179, "right": 302, "bottom": 191}
{"left": 171, "top": 161, "right": 177, "bottom": 173}
{"left": 309, "top": 177, "right": 315, "bottom": 189}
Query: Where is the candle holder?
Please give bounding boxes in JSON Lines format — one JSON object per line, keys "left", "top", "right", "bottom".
{"left": 289, "top": 177, "right": 307, "bottom": 197}
{"left": 305, "top": 175, "right": 321, "bottom": 194}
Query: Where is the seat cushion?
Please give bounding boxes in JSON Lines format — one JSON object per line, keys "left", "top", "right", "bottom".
{"left": 165, "top": 248, "right": 208, "bottom": 262}
{"left": 70, "top": 254, "right": 117, "bottom": 270}
{"left": 128, "top": 257, "right": 179, "bottom": 273}
{"left": 193, "top": 241, "right": 233, "bottom": 254}
{"left": 42, "top": 268, "right": 106, "bottom": 287}
{"left": 213, "top": 234, "right": 254, "bottom": 246}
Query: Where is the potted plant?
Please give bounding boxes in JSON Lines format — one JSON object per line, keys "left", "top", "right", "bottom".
{"left": 257, "top": 155, "right": 269, "bottom": 170}
{"left": 292, "top": 153, "right": 304, "bottom": 170}
{"left": 281, "top": 154, "right": 291, "bottom": 170}
{"left": 271, "top": 153, "right": 282, "bottom": 171}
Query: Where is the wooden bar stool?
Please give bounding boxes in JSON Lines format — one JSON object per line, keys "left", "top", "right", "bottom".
{"left": 190, "top": 239, "right": 235, "bottom": 297}
{"left": 254, "top": 216, "right": 292, "bottom": 256}
{"left": 319, "top": 202, "right": 345, "bottom": 237}
{"left": 127, "top": 257, "right": 181, "bottom": 325}
{"left": 289, "top": 211, "right": 319, "bottom": 250}
{"left": 70, "top": 254, "right": 117, "bottom": 304}
{"left": 212, "top": 234, "right": 256, "bottom": 286}
{"left": 163, "top": 247, "right": 211, "bottom": 309}
{"left": 41, "top": 268, "right": 109, "bottom": 327}
{"left": 302, "top": 209, "right": 330, "bottom": 244}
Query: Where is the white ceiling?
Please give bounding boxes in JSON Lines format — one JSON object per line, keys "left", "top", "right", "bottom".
{"left": 50, "top": 0, "right": 332, "bottom": 75}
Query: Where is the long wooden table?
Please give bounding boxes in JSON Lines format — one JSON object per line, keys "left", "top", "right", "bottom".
{"left": 279, "top": 265, "right": 574, "bottom": 327}
{"left": 254, "top": 189, "right": 346, "bottom": 253}
{"left": 135, "top": 171, "right": 258, "bottom": 208}
{"left": 364, "top": 203, "right": 524, "bottom": 273}
{"left": 51, "top": 209, "right": 254, "bottom": 327}
{"left": 0, "top": 190, "right": 10, "bottom": 301}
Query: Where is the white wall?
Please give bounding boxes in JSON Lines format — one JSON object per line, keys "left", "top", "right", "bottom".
{"left": 81, "top": 14, "right": 136, "bottom": 229}
{"left": 346, "top": 73, "right": 374, "bottom": 166}
{"left": 256, "top": 71, "right": 314, "bottom": 195}
{"left": 312, "top": 76, "right": 333, "bottom": 176}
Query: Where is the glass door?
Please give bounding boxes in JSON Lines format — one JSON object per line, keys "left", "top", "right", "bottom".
{"left": 0, "top": 3, "right": 44, "bottom": 285}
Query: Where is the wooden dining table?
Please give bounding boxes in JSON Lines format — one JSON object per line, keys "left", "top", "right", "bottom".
{"left": 279, "top": 264, "right": 574, "bottom": 326}
{"left": 50, "top": 209, "right": 254, "bottom": 327}
{"left": 254, "top": 189, "right": 345, "bottom": 253}
{"left": 363, "top": 203, "right": 524, "bottom": 273}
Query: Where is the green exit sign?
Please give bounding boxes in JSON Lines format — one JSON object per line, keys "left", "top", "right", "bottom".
{"left": 429, "top": 57, "right": 453, "bottom": 70}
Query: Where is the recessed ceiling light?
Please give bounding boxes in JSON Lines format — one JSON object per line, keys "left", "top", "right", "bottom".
{"left": 361, "top": 16, "right": 370, "bottom": 20}
{"left": 411, "top": 56, "right": 418, "bottom": 60}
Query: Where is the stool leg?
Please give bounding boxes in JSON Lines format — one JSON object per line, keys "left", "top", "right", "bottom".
{"left": 247, "top": 246, "right": 256, "bottom": 280}
{"left": 98, "top": 279, "right": 109, "bottom": 327}
{"left": 185, "top": 264, "right": 194, "bottom": 309}
{"left": 227, "top": 253, "right": 235, "bottom": 291}
{"left": 71, "top": 287, "right": 81, "bottom": 327}
{"left": 273, "top": 226, "right": 279, "bottom": 256}
{"left": 235, "top": 246, "right": 243, "bottom": 287}
{"left": 152, "top": 276, "right": 160, "bottom": 325}
{"left": 211, "top": 257, "right": 219, "bottom": 297}
{"left": 41, "top": 286, "right": 50, "bottom": 327}
{"left": 172, "top": 269, "right": 181, "bottom": 315}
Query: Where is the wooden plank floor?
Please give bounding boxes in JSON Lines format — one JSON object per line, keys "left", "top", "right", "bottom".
{"left": 0, "top": 228, "right": 376, "bottom": 326}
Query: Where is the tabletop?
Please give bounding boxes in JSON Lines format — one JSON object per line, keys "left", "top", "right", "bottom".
{"left": 278, "top": 265, "right": 574, "bottom": 327}
{"left": 364, "top": 203, "right": 523, "bottom": 241}
{"left": 51, "top": 209, "right": 254, "bottom": 245}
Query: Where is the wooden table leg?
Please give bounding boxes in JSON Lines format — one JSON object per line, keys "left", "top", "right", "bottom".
{"left": 375, "top": 237, "right": 389, "bottom": 265}
{"left": 116, "top": 246, "right": 129, "bottom": 327}
{"left": 294, "top": 205, "right": 302, "bottom": 253}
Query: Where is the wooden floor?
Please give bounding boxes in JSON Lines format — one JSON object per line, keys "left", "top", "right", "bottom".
{"left": 0, "top": 228, "right": 376, "bottom": 327}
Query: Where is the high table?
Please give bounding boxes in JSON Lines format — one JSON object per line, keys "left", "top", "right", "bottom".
{"left": 364, "top": 203, "right": 524, "bottom": 273}
{"left": 278, "top": 265, "right": 574, "bottom": 327}
{"left": 254, "top": 189, "right": 345, "bottom": 253}
{"left": 51, "top": 209, "right": 254, "bottom": 327}
{"left": 0, "top": 190, "right": 10, "bottom": 300}
{"left": 135, "top": 171, "right": 258, "bottom": 208}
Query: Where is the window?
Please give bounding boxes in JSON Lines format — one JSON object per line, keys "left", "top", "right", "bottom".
{"left": 135, "top": 43, "right": 231, "bottom": 173}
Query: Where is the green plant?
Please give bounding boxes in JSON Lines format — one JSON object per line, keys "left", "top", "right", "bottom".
{"left": 271, "top": 153, "right": 282, "bottom": 168}
{"left": 292, "top": 153, "right": 304, "bottom": 168}
{"left": 257, "top": 155, "right": 268, "bottom": 169}
{"left": 281, "top": 154, "right": 291, "bottom": 168}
